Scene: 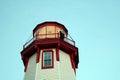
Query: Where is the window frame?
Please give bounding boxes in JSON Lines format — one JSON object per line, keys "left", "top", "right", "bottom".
{"left": 42, "top": 50, "right": 54, "bottom": 69}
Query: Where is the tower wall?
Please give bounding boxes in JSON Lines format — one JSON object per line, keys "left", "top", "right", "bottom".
{"left": 59, "top": 50, "right": 76, "bottom": 80}
{"left": 24, "top": 53, "right": 37, "bottom": 80}
{"left": 22, "top": 45, "right": 77, "bottom": 80}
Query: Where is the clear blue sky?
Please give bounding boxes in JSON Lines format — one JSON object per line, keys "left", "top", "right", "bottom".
{"left": 0, "top": 0, "right": 120, "bottom": 80}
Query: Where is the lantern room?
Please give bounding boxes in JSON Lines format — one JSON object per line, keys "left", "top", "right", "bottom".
{"left": 33, "top": 22, "right": 68, "bottom": 41}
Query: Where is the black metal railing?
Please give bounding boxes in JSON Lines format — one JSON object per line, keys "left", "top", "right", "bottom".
{"left": 23, "top": 33, "right": 75, "bottom": 49}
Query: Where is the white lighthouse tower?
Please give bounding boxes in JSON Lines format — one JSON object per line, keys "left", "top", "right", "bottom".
{"left": 21, "top": 21, "right": 79, "bottom": 80}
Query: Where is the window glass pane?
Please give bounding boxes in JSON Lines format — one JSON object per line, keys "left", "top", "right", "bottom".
{"left": 44, "top": 52, "right": 51, "bottom": 58}
{"left": 43, "top": 52, "right": 52, "bottom": 67}
{"left": 44, "top": 61, "right": 49, "bottom": 66}
{"left": 44, "top": 61, "right": 51, "bottom": 66}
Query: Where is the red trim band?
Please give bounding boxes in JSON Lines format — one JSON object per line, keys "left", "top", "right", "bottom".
{"left": 36, "top": 47, "right": 41, "bottom": 63}
{"left": 24, "top": 57, "right": 29, "bottom": 72}
{"left": 56, "top": 48, "right": 60, "bottom": 61}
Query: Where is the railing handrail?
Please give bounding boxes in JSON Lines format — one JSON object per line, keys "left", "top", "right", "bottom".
{"left": 23, "top": 37, "right": 34, "bottom": 49}
{"left": 65, "top": 37, "right": 75, "bottom": 46}
{"left": 23, "top": 33, "right": 75, "bottom": 49}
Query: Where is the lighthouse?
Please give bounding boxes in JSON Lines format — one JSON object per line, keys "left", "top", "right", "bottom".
{"left": 21, "top": 21, "right": 79, "bottom": 80}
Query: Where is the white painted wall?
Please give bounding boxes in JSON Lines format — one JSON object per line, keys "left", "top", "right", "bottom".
{"left": 59, "top": 50, "right": 76, "bottom": 80}
{"left": 24, "top": 53, "right": 37, "bottom": 80}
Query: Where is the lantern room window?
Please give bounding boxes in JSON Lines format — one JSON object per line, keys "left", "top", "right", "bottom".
{"left": 42, "top": 50, "right": 54, "bottom": 69}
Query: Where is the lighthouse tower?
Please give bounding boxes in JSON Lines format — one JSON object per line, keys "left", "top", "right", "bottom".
{"left": 21, "top": 22, "right": 79, "bottom": 80}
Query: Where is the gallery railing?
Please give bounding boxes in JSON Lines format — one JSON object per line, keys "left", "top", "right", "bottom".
{"left": 23, "top": 33, "right": 75, "bottom": 49}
